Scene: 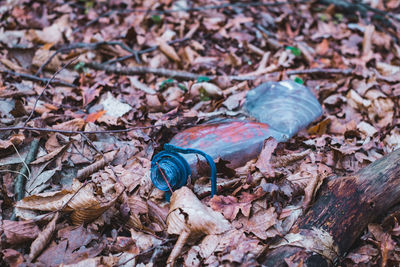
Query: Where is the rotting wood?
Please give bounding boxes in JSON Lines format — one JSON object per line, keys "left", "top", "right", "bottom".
{"left": 262, "top": 148, "right": 400, "bottom": 266}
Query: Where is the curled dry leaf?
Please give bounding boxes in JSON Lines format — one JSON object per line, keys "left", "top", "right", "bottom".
{"left": 255, "top": 137, "right": 278, "bottom": 177}
{"left": 69, "top": 180, "right": 121, "bottom": 225}
{"left": 16, "top": 189, "right": 73, "bottom": 211}
{"left": 126, "top": 195, "right": 148, "bottom": 230}
{"left": 76, "top": 150, "right": 118, "bottom": 181}
{"left": 190, "top": 82, "right": 222, "bottom": 97}
{"left": 157, "top": 38, "right": 181, "bottom": 62}
{"left": 166, "top": 187, "right": 231, "bottom": 265}
{"left": 271, "top": 149, "right": 311, "bottom": 168}
{"left": 0, "top": 133, "right": 25, "bottom": 151}
{"left": 30, "top": 143, "right": 70, "bottom": 165}
{"left": 1, "top": 220, "right": 39, "bottom": 245}
{"left": 16, "top": 179, "right": 120, "bottom": 225}
{"left": 302, "top": 173, "right": 326, "bottom": 211}
{"left": 28, "top": 212, "right": 59, "bottom": 261}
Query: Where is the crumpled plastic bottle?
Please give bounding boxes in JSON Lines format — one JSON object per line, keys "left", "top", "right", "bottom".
{"left": 151, "top": 80, "right": 322, "bottom": 197}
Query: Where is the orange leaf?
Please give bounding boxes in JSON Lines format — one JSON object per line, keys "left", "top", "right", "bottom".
{"left": 85, "top": 110, "right": 106, "bottom": 123}
{"left": 316, "top": 38, "right": 329, "bottom": 56}
{"left": 42, "top": 43, "right": 55, "bottom": 50}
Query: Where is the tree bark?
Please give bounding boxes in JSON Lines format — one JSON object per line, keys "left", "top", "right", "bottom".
{"left": 262, "top": 148, "right": 400, "bottom": 266}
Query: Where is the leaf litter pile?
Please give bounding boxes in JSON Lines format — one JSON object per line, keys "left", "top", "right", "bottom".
{"left": 0, "top": 0, "right": 400, "bottom": 266}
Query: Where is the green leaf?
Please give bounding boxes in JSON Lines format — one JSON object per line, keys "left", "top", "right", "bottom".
{"left": 151, "top": 15, "right": 162, "bottom": 24}
{"left": 334, "top": 13, "right": 344, "bottom": 22}
{"left": 294, "top": 77, "right": 304, "bottom": 85}
{"left": 177, "top": 83, "right": 188, "bottom": 92}
{"left": 318, "top": 13, "right": 329, "bottom": 22}
{"left": 74, "top": 62, "right": 86, "bottom": 71}
{"left": 160, "top": 78, "right": 175, "bottom": 89}
{"left": 199, "top": 88, "right": 210, "bottom": 101}
{"left": 197, "top": 76, "right": 211, "bottom": 83}
{"left": 286, "top": 46, "right": 301, "bottom": 57}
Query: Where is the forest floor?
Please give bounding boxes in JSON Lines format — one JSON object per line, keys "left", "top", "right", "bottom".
{"left": 1, "top": 0, "right": 400, "bottom": 266}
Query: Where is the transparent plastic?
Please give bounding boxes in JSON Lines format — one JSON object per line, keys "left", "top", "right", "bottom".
{"left": 152, "top": 80, "right": 323, "bottom": 191}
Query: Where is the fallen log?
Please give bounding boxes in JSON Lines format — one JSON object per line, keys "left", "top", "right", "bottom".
{"left": 262, "top": 148, "right": 400, "bottom": 266}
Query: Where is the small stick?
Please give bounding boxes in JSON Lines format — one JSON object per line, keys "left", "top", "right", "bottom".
{"left": 85, "top": 62, "right": 206, "bottom": 80}
{"left": 0, "top": 125, "right": 161, "bottom": 134}
{"left": 36, "top": 41, "right": 136, "bottom": 75}
{"left": 286, "top": 68, "right": 354, "bottom": 76}
{"left": 25, "top": 58, "right": 78, "bottom": 126}
{"left": 156, "top": 162, "right": 174, "bottom": 194}
{"left": 0, "top": 70, "right": 76, "bottom": 88}
{"left": 105, "top": 37, "right": 189, "bottom": 65}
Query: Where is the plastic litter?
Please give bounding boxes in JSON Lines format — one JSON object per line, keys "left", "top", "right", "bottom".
{"left": 151, "top": 80, "right": 322, "bottom": 198}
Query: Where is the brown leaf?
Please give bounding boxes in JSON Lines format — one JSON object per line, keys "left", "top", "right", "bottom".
{"left": 302, "top": 173, "right": 326, "bottom": 211}
{"left": 255, "top": 137, "right": 278, "bottom": 177}
{"left": 316, "top": 38, "right": 330, "bottom": 56}
{"left": 69, "top": 180, "right": 121, "bottom": 225}
{"left": 0, "top": 133, "right": 24, "bottom": 151}
{"left": 52, "top": 118, "right": 85, "bottom": 132}
{"left": 235, "top": 207, "right": 278, "bottom": 240}
{"left": 2, "top": 249, "right": 24, "bottom": 267}
{"left": 346, "top": 244, "right": 379, "bottom": 264}
{"left": 126, "top": 195, "right": 148, "bottom": 229}
{"left": 16, "top": 189, "right": 73, "bottom": 211}
{"left": 167, "top": 187, "right": 230, "bottom": 265}
{"left": 209, "top": 195, "right": 251, "bottom": 221}
{"left": 32, "top": 49, "right": 61, "bottom": 71}
{"left": 76, "top": 150, "right": 118, "bottom": 181}
{"left": 157, "top": 38, "right": 181, "bottom": 62}
{"left": 168, "top": 187, "right": 231, "bottom": 235}
{"left": 272, "top": 149, "right": 311, "bottom": 168}
{"left": 31, "top": 143, "right": 70, "bottom": 165}
{"left": 36, "top": 225, "right": 104, "bottom": 266}
{"left": 1, "top": 220, "right": 39, "bottom": 245}
{"left": 307, "top": 118, "right": 331, "bottom": 136}
{"left": 29, "top": 212, "right": 59, "bottom": 261}
{"left": 368, "top": 224, "right": 396, "bottom": 266}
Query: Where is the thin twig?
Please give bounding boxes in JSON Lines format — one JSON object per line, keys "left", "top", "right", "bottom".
{"left": 104, "top": 37, "right": 189, "bottom": 65}
{"left": 0, "top": 70, "right": 77, "bottom": 88}
{"left": 25, "top": 58, "right": 78, "bottom": 126}
{"left": 85, "top": 62, "right": 207, "bottom": 80}
{"left": 156, "top": 162, "right": 173, "bottom": 194}
{"left": 35, "top": 41, "right": 136, "bottom": 75}
{"left": 86, "top": 62, "right": 355, "bottom": 81}
{"left": 0, "top": 125, "right": 161, "bottom": 134}
{"left": 286, "top": 68, "right": 354, "bottom": 76}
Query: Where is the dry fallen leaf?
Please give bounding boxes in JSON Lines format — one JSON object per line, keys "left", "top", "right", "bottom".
{"left": 28, "top": 212, "right": 59, "bottom": 261}
{"left": 52, "top": 118, "right": 85, "bottom": 132}
{"left": 190, "top": 82, "right": 222, "bottom": 97}
{"left": 255, "top": 137, "right": 278, "bottom": 177}
{"left": 157, "top": 38, "right": 181, "bottom": 62}
{"left": 234, "top": 207, "right": 278, "bottom": 240}
{"left": 166, "top": 187, "right": 231, "bottom": 266}
{"left": 1, "top": 220, "right": 39, "bottom": 245}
